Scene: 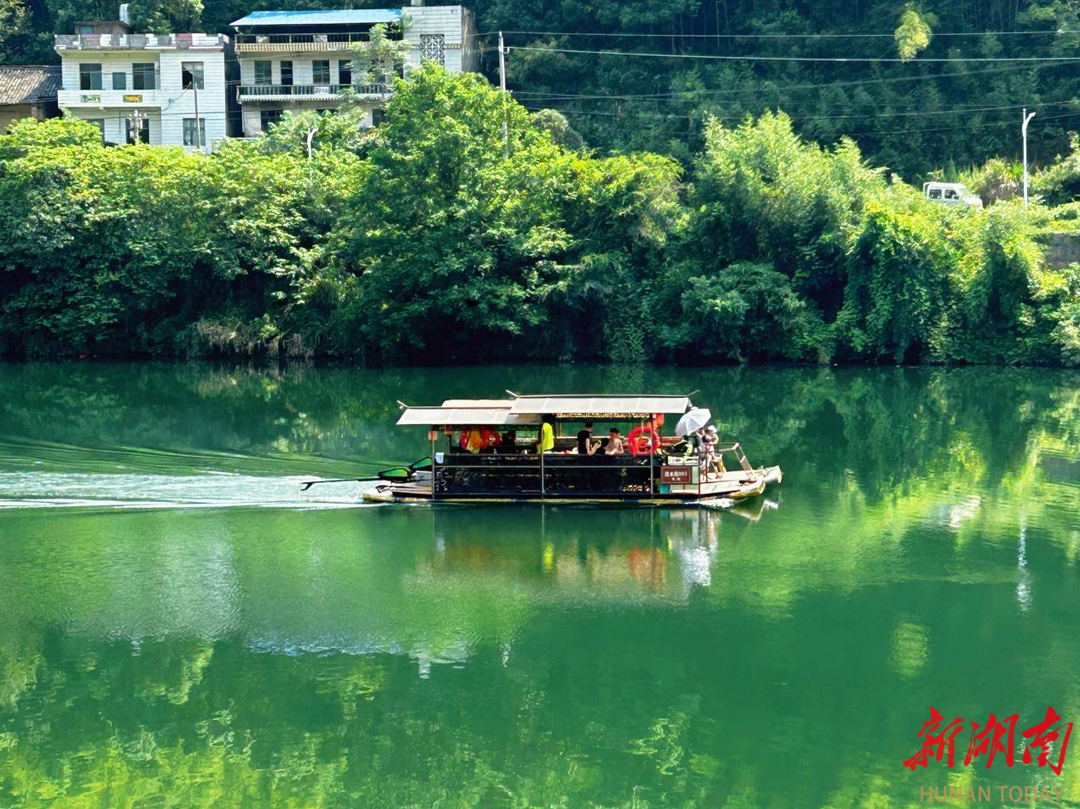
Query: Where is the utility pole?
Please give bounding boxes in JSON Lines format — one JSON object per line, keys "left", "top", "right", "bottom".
{"left": 1023, "top": 108, "right": 1036, "bottom": 208}
{"left": 498, "top": 30, "right": 507, "bottom": 157}
{"left": 192, "top": 78, "right": 202, "bottom": 153}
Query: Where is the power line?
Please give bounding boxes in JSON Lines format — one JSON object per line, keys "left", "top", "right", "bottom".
{"left": 508, "top": 44, "right": 1080, "bottom": 64}
{"left": 841, "top": 109, "right": 1079, "bottom": 137}
{"left": 524, "top": 99, "right": 1080, "bottom": 125}
{"left": 524, "top": 105, "right": 1080, "bottom": 141}
{"left": 490, "top": 28, "right": 1074, "bottom": 40}
{"left": 513, "top": 62, "right": 1063, "bottom": 102}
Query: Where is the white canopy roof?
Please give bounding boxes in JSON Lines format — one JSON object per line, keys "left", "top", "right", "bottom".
{"left": 396, "top": 406, "right": 540, "bottom": 427}
{"left": 441, "top": 399, "right": 515, "bottom": 408}
{"left": 508, "top": 394, "right": 691, "bottom": 417}
{"left": 396, "top": 393, "right": 694, "bottom": 427}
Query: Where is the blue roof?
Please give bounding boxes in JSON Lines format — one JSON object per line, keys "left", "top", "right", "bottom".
{"left": 231, "top": 9, "right": 402, "bottom": 27}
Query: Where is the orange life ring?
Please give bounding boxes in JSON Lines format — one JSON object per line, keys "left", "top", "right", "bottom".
{"left": 628, "top": 425, "right": 658, "bottom": 455}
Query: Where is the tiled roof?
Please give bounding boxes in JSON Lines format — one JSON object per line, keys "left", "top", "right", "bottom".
{"left": 0, "top": 65, "right": 60, "bottom": 106}
{"left": 231, "top": 9, "right": 402, "bottom": 27}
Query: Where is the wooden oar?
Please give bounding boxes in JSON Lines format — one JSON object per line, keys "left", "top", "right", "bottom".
{"left": 300, "top": 476, "right": 382, "bottom": 491}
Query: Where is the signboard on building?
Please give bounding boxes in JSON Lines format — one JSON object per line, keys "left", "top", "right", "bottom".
{"left": 123, "top": 94, "right": 142, "bottom": 103}
{"left": 80, "top": 94, "right": 100, "bottom": 103}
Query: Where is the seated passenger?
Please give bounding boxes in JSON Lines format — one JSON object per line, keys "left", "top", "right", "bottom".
{"left": 500, "top": 429, "right": 517, "bottom": 452}
{"left": 479, "top": 427, "right": 501, "bottom": 453}
{"left": 577, "top": 422, "right": 601, "bottom": 456}
{"left": 605, "top": 427, "right": 627, "bottom": 455}
{"left": 460, "top": 428, "right": 486, "bottom": 454}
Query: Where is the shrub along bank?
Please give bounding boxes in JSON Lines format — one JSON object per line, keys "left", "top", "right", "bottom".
{"left": 2, "top": 65, "right": 1080, "bottom": 365}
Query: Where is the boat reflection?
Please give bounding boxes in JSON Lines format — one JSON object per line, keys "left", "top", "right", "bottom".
{"left": 421, "top": 497, "right": 782, "bottom": 597}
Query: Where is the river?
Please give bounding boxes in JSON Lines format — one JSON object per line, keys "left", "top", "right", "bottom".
{"left": 1, "top": 362, "right": 1079, "bottom": 806}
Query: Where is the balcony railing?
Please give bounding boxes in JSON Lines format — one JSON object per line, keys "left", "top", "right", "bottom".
{"left": 55, "top": 33, "right": 227, "bottom": 51}
{"left": 237, "top": 83, "right": 390, "bottom": 100}
{"left": 234, "top": 32, "right": 400, "bottom": 52}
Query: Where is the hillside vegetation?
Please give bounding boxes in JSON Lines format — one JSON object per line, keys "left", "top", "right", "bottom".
{"left": 4, "top": 67, "right": 1080, "bottom": 364}
{"left": 5, "top": 0, "right": 1080, "bottom": 178}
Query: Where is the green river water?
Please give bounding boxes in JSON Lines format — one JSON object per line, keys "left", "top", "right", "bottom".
{"left": 1, "top": 362, "right": 1080, "bottom": 808}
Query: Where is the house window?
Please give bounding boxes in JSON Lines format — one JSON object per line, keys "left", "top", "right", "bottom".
{"left": 181, "top": 61, "right": 204, "bottom": 90}
{"left": 279, "top": 60, "right": 292, "bottom": 86}
{"left": 260, "top": 109, "right": 282, "bottom": 132}
{"left": 254, "top": 61, "right": 271, "bottom": 85}
{"left": 183, "top": 118, "right": 205, "bottom": 146}
{"left": 79, "top": 63, "right": 102, "bottom": 90}
{"left": 112, "top": 71, "right": 126, "bottom": 90}
{"left": 87, "top": 118, "right": 105, "bottom": 140}
{"left": 77, "top": 25, "right": 94, "bottom": 34}
{"left": 371, "top": 107, "right": 385, "bottom": 127}
{"left": 338, "top": 59, "right": 351, "bottom": 86}
{"left": 420, "top": 34, "right": 445, "bottom": 66}
{"left": 125, "top": 115, "right": 149, "bottom": 144}
{"left": 312, "top": 60, "right": 330, "bottom": 84}
{"left": 132, "top": 63, "right": 155, "bottom": 90}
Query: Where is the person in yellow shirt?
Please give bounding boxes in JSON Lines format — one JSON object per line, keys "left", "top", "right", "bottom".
{"left": 536, "top": 417, "right": 555, "bottom": 453}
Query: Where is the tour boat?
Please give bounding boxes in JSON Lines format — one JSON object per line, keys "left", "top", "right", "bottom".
{"left": 361, "top": 392, "right": 782, "bottom": 506}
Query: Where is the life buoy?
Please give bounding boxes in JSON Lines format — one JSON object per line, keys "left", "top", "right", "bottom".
{"left": 628, "top": 425, "right": 658, "bottom": 455}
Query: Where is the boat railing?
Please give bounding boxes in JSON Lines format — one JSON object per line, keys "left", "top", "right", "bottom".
{"left": 433, "top": 451, "right": 658, "bottom": 497}
{"left": 714, "top": 442, "right": 756, "bottom": 474}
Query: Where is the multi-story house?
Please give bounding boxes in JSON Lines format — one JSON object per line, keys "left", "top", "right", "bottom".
{"left": 54, "top": 7, "right": 228, "bottom": 151}
{"left": 230, "top": 4, "right": 478, "bottom": 136}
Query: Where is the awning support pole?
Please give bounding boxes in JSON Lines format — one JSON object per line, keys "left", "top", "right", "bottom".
{"left": 540, "top": 432, "right": 545, "bottom": 498}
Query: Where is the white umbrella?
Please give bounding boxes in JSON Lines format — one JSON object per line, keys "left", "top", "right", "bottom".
{"left": 674, "top": 408, "right": 712, "bottom": 437}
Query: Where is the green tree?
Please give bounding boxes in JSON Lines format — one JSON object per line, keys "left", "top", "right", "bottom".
{"left": 331, "top": 65, "right": 577, "bottom": 362}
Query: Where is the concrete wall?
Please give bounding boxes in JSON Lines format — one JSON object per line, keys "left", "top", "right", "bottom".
{"left": 0, "top": 103, "right": 56, "bottom": 132}
{"left": 405, "top": 5, "right": 470, "bottom": 72}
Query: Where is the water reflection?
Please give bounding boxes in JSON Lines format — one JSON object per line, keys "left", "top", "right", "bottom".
{"left": 2, "top": 363, "right": 1080, "bottom": 806}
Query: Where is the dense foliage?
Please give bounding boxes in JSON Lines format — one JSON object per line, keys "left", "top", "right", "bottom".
{"left": 6, "top": 0, "right": 1080, "bottom": 178}
{"left": 2, "top": 66, "right": 1080, "bottom": 365}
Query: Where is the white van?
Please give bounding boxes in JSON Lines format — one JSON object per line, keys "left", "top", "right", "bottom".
{"left": 923, "top": 182, "right": 983, "bottom": 209}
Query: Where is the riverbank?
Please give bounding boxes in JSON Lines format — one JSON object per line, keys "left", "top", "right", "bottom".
{"left": 3, "top": 67, "right": 1080, "bottom": 367}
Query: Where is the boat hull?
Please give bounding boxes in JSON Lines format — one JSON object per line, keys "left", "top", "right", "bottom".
{"left": 361, "top": 465, "right": 782, "bottom": 506}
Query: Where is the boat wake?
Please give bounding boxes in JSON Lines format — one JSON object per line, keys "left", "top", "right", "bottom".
{"left": 0, "top": 471, "right": 378, "bottom": 511}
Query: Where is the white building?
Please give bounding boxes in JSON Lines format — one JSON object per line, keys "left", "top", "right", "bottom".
{"left": 231, "top": 4, "right": 478, "bottom": 137}
{"left": 54, "top": 10, "right": 228, "bottom": 152}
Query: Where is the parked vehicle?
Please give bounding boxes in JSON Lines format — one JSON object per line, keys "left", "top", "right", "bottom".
{"left": 923, "top": 181, "right": 983, "bottom": 209}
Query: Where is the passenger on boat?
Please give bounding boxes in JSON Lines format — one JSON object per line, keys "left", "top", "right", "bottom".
{"left": 605, "top": 428, "right": 627, "bottom": 455}
{"left": 576, "top": 422, "right": 601, "bottom": 456}
{"left": 536, "top": 416, "right": 555, "bottom": 454}
{"left": 683, "top": 428, "right": 703, "bottom": 457}
{"left": 703, "top": 425, "right": 724, "bottom": 473}
{"left": 459, "top": 428, "right": 482, "bottom": 453}
{"left": 500, "top": 428, "right": 517, "bottom": 453}
{"left": 459, "top": 427, "right": 501, "bottom": 454}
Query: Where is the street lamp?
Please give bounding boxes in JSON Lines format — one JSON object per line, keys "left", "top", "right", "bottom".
{"left": 1023, "top": 108, "right": 1036, "bottom": 208}
{"left": 127, "top": 109, "right": 145, "bottom": 144}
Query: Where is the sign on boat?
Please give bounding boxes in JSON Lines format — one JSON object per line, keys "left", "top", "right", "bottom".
{"left": 362, "top": 392, "right": 782, "bottom": 505}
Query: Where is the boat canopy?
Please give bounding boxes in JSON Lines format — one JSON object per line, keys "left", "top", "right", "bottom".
{"left": 397, "top": 394, "right": 694, "bottom": 426}
{"left": 441, "top": 399, "right": 515, "bottom": 408}
{"left": 396, "top": 406, "right": 540, "bottom": 427}
{"left": 507, "top": 394, "right": 692, "bottom": 418}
